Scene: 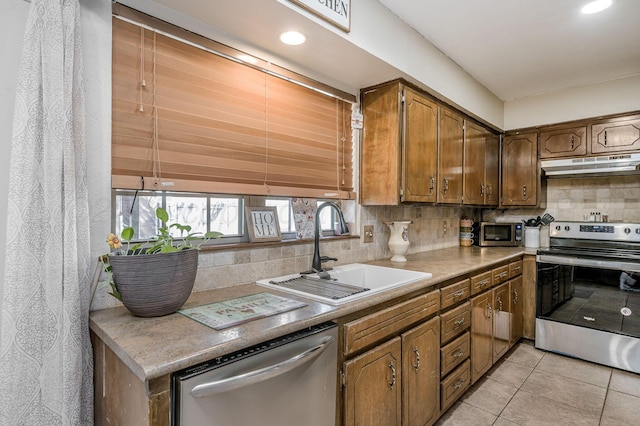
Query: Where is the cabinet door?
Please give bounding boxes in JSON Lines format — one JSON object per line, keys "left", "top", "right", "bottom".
{"left": 484, "top": 132, "right": 500, "bottom": 206}
{"left": 591, "top": 116, "right": 640, "bottom": 154}
{"left": 438, "top": 108, "right": 464, "bottom": 204}
{"left": 361, "top": 84, "right": 402, "bottom": 205}
{"left": 403, "top": 88, "right": 439, "bottom": 203}
{"left": 470, "top": 292, "right": 493, "bottom": 384}
{"left": 510, "top": 276, "right": 524, "bottom": 346}
{"left": 492, "top": 282, "right": 510, "bottom": 362}
{"left": 539, "top": 126, "right": 587, "bottom": 158}
{"left": 501, "top": 133, "right": 538, "bottom": 207}
{"left": 402, "top": 317, "right": 440, "bottom": 426}
{"left": 344, "top": 337, "right": 402, "bottom": 426}
{"left": 463, "top": 121, "right": 486, "bottom": 205}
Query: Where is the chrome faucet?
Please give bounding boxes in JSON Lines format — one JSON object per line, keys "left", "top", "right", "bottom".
{"left": 309, "top": 201, "right": 350, "bottom": 276}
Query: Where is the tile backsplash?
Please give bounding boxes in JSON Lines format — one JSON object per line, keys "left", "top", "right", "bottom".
{"left": 93, "top": 176, "right": 639, "bottom": 311}
{"left": 90, "top": 203, "right": 469, "bottom": 311}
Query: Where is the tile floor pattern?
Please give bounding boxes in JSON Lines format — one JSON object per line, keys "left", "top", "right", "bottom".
{"left": 436, "top": 340, "right": 640, "bottom": 425}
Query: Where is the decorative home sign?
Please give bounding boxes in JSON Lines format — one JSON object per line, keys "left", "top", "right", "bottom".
{"left": 288, "top": 0, "right": 351, "bottom": 32}
{"left": 246, "top": 207, "right": 282, "bottom": 242}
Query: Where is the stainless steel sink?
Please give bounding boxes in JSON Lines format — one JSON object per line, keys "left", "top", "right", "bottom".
{"left": 256, "top": 263, "right": 432, "bottom": 305}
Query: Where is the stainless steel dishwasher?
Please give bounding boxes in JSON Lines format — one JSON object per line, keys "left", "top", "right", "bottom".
{"left": 172, "top": 322, "right": 338, "bottom": 425}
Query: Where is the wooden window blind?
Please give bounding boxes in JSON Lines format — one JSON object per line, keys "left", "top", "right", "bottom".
{"left": 112, "top": 14, "right": 355, "bottom": 199}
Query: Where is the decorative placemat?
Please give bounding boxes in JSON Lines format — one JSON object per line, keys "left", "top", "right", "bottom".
{"left": 178, "top": 293, "right": 308, "bottom": 330}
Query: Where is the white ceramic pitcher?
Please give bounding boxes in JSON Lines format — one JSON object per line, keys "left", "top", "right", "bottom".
{"left": 384, "top": 221, "right": 412, "bottom": 262}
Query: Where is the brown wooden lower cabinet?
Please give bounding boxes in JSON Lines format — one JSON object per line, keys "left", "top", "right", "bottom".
{"left": 492, "top": 282, "right": 511, "bottom": 362}
{"left": 343, "top": 337, "right": 402, "bottom": 426}
{"left": 470, "top": 290, "right": 493, "bottom": 383}
{"left": 402, "top": 317, "right": 441, "bottom": 426}
{"left": 510, "top": 276, "right": 524, "bottom": 345}
{"left": 343, "top": 316, "right": 441, "bottom": 426}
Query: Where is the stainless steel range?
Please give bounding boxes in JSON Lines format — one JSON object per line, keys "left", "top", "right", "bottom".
{"left": 536, "top": 221, "right": 640, "bottom": 373}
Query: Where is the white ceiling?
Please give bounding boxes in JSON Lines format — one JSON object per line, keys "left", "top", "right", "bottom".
{"left": 126, "top": 0, "right": 640, "bottom": 103}
{"left": 379, "top": 0, "right": 640, "bottom": 101}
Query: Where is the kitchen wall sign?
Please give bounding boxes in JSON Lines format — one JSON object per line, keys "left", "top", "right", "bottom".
{"left": 288, "top": 0, "right": 351, "bottom": 32}
{"left": 246, "top": 207, "right": 282, "bottom": 242}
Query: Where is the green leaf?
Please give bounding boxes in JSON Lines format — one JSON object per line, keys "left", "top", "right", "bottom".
{"left": 121, "top": 227, "right": 134, "bottom": 241}
{"left": 156, "top": 207, "right": 169, "bottom": 223}
{"left": 205, "top": 231, "right": 223, "bottom": 239}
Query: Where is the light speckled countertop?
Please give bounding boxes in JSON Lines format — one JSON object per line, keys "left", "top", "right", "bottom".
{"left": 89, "top": 246, "right": 526, "bottom": 382}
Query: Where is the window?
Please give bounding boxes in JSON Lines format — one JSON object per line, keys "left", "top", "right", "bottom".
{"left": 114, "top": 190, "right": 243, "bottom": 242}
{"left": 114, "top": 191, "right": 341, "bottom": 244}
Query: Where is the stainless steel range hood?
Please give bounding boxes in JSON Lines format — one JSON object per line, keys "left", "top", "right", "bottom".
{"left": 541, "top": 153, "right": 640, "bottom": 178}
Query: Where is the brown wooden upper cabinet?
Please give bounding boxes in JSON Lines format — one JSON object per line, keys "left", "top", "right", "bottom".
{"left": 539, "top": 125, "right": 587, "bottom": 159}
{"left": 591, "top": 115, "right": 640, "bottom": 154}
{"left": 464, "top": 122, "right": 499, "bottom": 206}
{"left": 360, "top": 82, "right": 438, "bottom": 205}
{"left": 501, "top": 133, "right": 538, "bottom": 207}
{"left": 438, "top": 107, "right": 464, "bottom": 204}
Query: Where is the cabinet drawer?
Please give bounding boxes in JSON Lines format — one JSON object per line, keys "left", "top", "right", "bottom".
{"left": 440, "top": 279, "right": 470, "bottom": 310}
{"left": 509, "top": 260, "right": 523, "bottom": 278}
{"left": 493, "top": 265, "right": 509, "bottom": 285}
{"left": 440, "top": 301, "right": 470, "bottom": 344}
{"left": 470, "top": 271, "right": 492, "bottom": 295}
{"left": 344, "top": 290, "right": 440, "bottom": 356}
{"left": 441, "top": 359, "right": 470, "bottom": 412}
{"left": 441, "top": 332, "right": 470, "bottom": 377}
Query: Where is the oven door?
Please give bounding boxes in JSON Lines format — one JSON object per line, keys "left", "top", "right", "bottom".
{"left": 535, "top": 254, "right": 640, "bottom": 373}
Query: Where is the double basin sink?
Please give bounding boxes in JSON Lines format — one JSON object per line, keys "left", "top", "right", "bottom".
{"left": 257, "top": 263, "right": 432, "bottom": 305}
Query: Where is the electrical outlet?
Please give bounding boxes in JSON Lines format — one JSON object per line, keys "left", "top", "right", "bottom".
{"left": 363, "top": 225, "right": 374, "bottom": 243}
{"left": 443, "top": 220, "right": 447, "bottom": 234}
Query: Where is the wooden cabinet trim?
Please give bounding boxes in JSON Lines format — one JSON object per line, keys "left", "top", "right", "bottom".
{"left": 440, "top": 278, "right": 471, "bottom": 310}
{"left": 440, "top": 301, "right": 471, "bottom": 345}
{"left": 344, "top": 290, "right": 440, "bottom": 356}
{"left": 440, "top": 359, "right": 470, "bottom": 412}
{"left": 492, "top": 265, "right": 510, "bottom": 285}
{"left": 470, "top": 270, "right": 493, "bottom": 295}
{"left": 440, "top": 332, "right": 470, "bottom": 377}
{"left": 509, "top": 260, "right": 523, "bottom": 278}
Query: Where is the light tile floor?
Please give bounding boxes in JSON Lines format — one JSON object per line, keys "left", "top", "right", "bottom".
{"left": 436, "top": 340, "right": 640, "bottom": 425}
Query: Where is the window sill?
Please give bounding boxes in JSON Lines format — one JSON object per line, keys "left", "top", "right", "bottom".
{"left": 198, "top": 234, "right": 359, "bottom": 253}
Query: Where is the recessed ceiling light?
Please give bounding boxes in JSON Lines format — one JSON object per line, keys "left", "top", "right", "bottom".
{"left": 581, "top": 0, "right": 612, "bottom": 14}
{"left": 279, "top": 31, "right": 306, "bottom": 46}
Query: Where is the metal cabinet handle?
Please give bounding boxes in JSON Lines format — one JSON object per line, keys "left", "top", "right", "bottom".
{"left": 454, "top": 317, "right": 466, "bottom": 327}
{"left": 480, "top": 183, "right": 485, "bottom": 196}
{"left": 513, "top": 289, "right": 518, "bottom": 304}
{"left": 388, "top": 361, "right": 397, "bottom": 389}
{"left": 604, "top": 130, "right": 607, "bottom": 146}
{"left": 453, "top": 290, "right": 465, "bottom": 298}
{"left": 479, "top": 279, "right": 489, "bottom": 288}
{"left": 429, "top": 176, "right": 435, "bottom": 194}
{"left": 412, "top": 347, "right": 421, "bottom": 371}
{"left": 443, "top": 178, "right": 449, "bottom": 193}
{"left": 571, "top": 135, "right": 575, "bottom": 149}
{"left": 496, "top": 296, "right": 503, "bottom": 312}
{"left": 453, "top": 378, "right": 466, "bottom": 390}
{"left": 523, "top": 185, "right": 527, "bottom": 197}
{"left": 453, "top": 349, "right": 465, "bottom": 359}
{"left": 486, "top": 305, "right": 492, "bottom": 319}
{"left": 191, "top": 335, "right": 334, "bottom": 398}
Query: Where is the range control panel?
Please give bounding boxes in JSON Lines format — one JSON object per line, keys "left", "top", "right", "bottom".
{"left": 549, "top": 221, "right": 640, "bottom": 242}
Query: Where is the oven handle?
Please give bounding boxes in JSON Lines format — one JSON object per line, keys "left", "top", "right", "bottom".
{"left": 537, "top": 254, "right": 640, "bottom": 272}
{"left": 190, "top": 335, "right": 334, "bottom": 398}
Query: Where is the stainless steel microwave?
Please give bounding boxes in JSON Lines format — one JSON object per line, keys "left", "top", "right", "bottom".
{"left": 473, "top": 222, "right": 522, "bottom": 247}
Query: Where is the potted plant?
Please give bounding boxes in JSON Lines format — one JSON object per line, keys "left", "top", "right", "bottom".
{"left": 103, "top": 207, "right": 221, "bottom": 317}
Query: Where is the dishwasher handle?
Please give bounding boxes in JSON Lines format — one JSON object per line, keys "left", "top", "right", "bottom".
{"left": 190, "top": 335, "right": 334, "bottom": 398}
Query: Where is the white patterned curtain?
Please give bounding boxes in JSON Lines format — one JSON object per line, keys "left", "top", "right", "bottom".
{"left": 0, "top": 0, "right": 93, "bottom": 424}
